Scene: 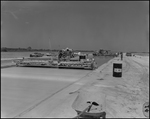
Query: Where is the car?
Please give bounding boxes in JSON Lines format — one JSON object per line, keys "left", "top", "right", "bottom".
{"left": 45, "top": 53, "right": 51, "bottom": 56}
{"left": 30, "top": 52, "right": 44, "bottom": 57}
{"left": 126, "top": 52, "right": 132, "bottom": 56}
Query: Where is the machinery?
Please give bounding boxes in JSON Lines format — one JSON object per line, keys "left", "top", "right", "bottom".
{"left": 30, "top": 52, "right": 44, "bottom": 57}
{"left": 13, "top": 48, "right": 97, "bottom": 70}
{"left": 14, "top": 57, "right": 58, "bottom": 68}
{"left": 58, "top": 48, "right": 97, "bottom": 70}
{"left": 126, "top": 52, "right": 132, "bottom": 56}
{"left": 73, "top": 101, "right": 106, "bottom": 118}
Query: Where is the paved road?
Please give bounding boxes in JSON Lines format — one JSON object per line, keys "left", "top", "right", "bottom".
{"left": 1, "top": 67, "right": 91, "bottom": 117}
{"left": 1, "top": 57, "right": 112, "bottom": 117}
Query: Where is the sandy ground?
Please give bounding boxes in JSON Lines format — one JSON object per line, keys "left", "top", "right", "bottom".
{"left": 71, "top": 55, "right": 149, "bottom": 118}
{"left": 1, "top": 55, "right": 149, "bottom": 118}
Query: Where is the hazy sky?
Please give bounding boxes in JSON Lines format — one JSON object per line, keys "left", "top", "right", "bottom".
{"left": 1, "top": 1, "right": 149, "bottom": 52}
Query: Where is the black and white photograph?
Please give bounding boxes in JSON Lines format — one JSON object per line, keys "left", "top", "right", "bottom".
{"left": 1, "top": 1, "right": 149, "bottom": 118}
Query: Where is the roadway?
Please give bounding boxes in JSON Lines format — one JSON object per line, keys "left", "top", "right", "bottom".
{"left": 1, "top": 57, "right": 112, "bottom": 117}
{"left": 1, "top": 67, "right": 91, "bottom": 117}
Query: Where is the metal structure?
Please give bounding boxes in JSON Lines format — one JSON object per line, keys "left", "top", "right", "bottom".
{"left": 73, "top": 101, "right": 106, "bottom": 119}
{"left": 30, "top": 52, "right": 44, "bottom": 57}
{"left": 14, "top": 57, "right": 58, "bottom": 68}
{"left": 13, "top": 48, "right": 97, "bottom": 70}
{"left": 58, "top": 48, "right": 97, "bottom": 70}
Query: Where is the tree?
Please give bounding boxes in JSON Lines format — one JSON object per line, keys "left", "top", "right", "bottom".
{"left": 27, "top": 47, "right": 32, "bottom": 51}
{"left": 1, "top": 47, "right": 7, "bottom": 52}
{"left": 99, "top": 49, "right": 104, "bottom": 55}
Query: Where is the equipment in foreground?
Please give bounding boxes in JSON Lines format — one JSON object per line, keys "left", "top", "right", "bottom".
{"left": 143, "top": 102, "right": 149, "bottom": 117}
{"left": 72, "top": 86, "right": 106, "bottom": 118}
{"left": 73, "top": 101, "right": 106, "bottom": 119}
{"left": 113, "top": 61, "right": 122, "bottom": 78}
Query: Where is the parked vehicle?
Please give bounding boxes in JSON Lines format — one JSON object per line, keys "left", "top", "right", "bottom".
{"left": 126, "top": 52, "right": 132, "bottom": 56}
{"left": 45, "top": 53, "right": 52, "bottom": 56}
{"left": 30, "top": 52, "right": 44, "bottom": 57}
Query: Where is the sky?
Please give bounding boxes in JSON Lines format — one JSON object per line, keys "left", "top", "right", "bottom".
{"left": 1, "top": 1, "right": 149, "bottom": 52}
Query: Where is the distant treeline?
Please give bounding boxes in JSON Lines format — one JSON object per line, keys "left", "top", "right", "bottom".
{"left": 1, "top": 47, "right": 94, "bottom": 52}
{"left": 2, "top": 47, "right": 147, "bottom": 55}
{"left": 1, "top": 47, "right": 51, "bottom": 52}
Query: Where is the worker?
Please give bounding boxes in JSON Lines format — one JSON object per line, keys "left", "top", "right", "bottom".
{"left": 121, "top": 52, "right": 123, "bottom": 60}
{"left": 58, "top": 50, "right": 62, "bottom": 62}
{"left": 88, "top": 53, "right": 94, "bottom": 60}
